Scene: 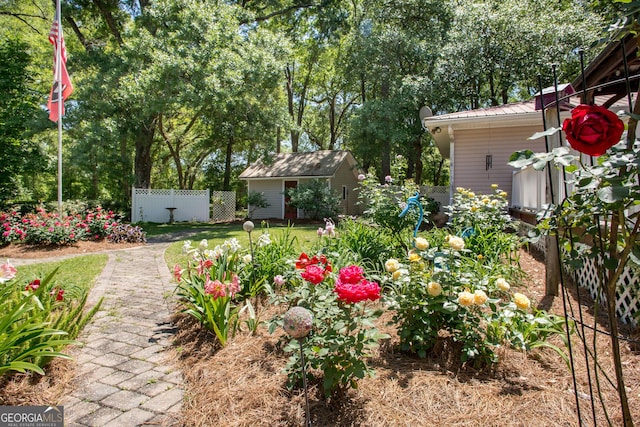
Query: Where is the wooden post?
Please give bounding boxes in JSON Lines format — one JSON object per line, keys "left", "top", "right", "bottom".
{"left": 544, "top": 107, "right": 561, "bottom": 296}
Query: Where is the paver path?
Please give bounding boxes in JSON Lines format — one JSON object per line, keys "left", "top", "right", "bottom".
{"left": 31, "top": 239, "right": 184, "bottom": 426}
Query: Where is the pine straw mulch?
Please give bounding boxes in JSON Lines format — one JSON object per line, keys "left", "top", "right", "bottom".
{"left": 173, "top": 249, "right": 640, "bottom": 427}
{"left": 1, "top": 247, "right": 639, "bottom": 426}
{"left": 0, "top": 240, "right": 144, "bottom": 259}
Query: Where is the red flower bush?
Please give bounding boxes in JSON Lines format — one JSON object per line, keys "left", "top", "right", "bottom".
{"left": 562, "top": 104, "right": 625, "bottom": 157}
{"left": 334, "top": 265, "right": 381, "bottom": 304}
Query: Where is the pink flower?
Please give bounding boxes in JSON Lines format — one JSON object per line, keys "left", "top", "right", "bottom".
{"left": 274, "top": 275, "right": 285, "bottom": 286}
{"left": 0, "top": 261, "right": 17, "bottom": 283}
{"left": 50, "top": 288, "right": 64, "bottom": 301}
{"left": 357, "top": 174, "right": 365, "bottom": 180}
{"left": 334, "top": 279, "right": 381, "bottom": 304}
{"left": 227, "top": 274, "right": 240, "bottom": 296}
{"left": 384, "top": 175, "right": 392, "bottom": 183}
{"left": 204, "top": 276, "right": 226, "bottom": 299}
{"left": 338, "top": 265, "right": 364, "bottom": 285}
{"left": 317, "top": 227, "right": 324, "bottom": 237}
{"left": 301, "top": 265, "right": 326, "bottom": 285}
{"left": 197, "top": 259, "right": 214, "bottom": 275}
{"left": 173, "top": 265, "right": 183, "bottom": 282}
{"left": 25, "top": 279, "right": 40, "bottom": 291}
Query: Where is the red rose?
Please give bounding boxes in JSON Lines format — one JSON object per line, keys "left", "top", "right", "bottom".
{"left": 301, "top": 264, "right": 325, "bottom": 284}
{"left": 338, "top": 265, "right": 364, "bottom": 285}
{"left": 562, "top": 104, "right": 624, "bottom": 157}
{"left": 334, "top": 279, "right": 381, "bottom": 304}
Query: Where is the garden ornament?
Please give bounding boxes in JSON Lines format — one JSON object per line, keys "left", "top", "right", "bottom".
{"left": 399, "top": 191, "right": 424, "bottom": 240}
{"left": 283, "top": 306, "right": 313, "bottom": 427}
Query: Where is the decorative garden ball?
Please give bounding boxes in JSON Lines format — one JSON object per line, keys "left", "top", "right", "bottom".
{"left": 282, "top": 307, "right": 313, "bottom": 338}
{"left": 243, "top": 220, "right": 255, "bottom": 233}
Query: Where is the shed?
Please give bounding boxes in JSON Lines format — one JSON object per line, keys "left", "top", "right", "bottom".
{"left": 239, "top": 150, "right": 362, "bottom": 220}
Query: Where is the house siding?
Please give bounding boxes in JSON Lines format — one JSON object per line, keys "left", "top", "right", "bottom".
{"left": 452, "top": 126, "right": 545, "bottom": 200}
{"left": 329, "top": 161, "right": 361, "bottom": 216}
{"left": 247, "top": 180, "right": 284, "bottom": 219}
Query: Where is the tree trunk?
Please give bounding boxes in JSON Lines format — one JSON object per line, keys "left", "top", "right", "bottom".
{"left": 413, "top": 135, "right": 423, "bottom": 185}
{"left": 223, "top": 137, "right": 234, "bottom": 191}
{"left": 119, "top": 135, "right": 130, "bottom": 208}
{"left": 134, "top": 116, "right": 157, "bottom": 189}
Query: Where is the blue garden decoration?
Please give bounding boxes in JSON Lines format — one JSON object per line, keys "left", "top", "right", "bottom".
{"left": 399, "top": 191, "right": 424, "bottom": 239}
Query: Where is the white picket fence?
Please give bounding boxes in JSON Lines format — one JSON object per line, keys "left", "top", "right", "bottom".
{"left": 131, "top": 188, "right": 211, "bottom": 223}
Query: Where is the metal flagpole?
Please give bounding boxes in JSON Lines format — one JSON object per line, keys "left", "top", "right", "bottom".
{"left": 56, "top": 0, "right": 63, "bottom": 215}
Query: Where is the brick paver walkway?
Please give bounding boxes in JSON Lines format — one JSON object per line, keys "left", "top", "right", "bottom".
{"left": 55, "top": 240, "right": 183, "bottom": 426}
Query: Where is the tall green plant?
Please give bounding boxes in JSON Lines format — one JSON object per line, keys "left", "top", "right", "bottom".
{"left": 0, "top": 265, "right": 102, "bottom": 376}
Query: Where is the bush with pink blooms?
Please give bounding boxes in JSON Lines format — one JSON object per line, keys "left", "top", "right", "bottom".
{"left": 268, "top": 252, "right": 388, "bottom": 398}
{"left": 0, "top": 207, "right": 142, "bottom": 246}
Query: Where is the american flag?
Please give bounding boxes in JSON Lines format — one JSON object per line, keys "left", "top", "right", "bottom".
{"left": 47, "top": 7, "right": 73, "bottom": 122}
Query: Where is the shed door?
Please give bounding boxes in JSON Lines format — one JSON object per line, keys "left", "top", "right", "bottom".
{"left": 284, "top": 181, "right": 297, "bottom": 219}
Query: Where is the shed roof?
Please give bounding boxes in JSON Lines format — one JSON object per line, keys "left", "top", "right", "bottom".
{"left": 239, "top": 150, "right": 358, "bottom": 179}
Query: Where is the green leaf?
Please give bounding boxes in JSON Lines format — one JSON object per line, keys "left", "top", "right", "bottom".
{"left": 597, "top": 186, "right": 629, "bottom": 203}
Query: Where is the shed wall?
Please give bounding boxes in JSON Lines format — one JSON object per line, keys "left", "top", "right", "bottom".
{"left": 247, "top": 180, "right": 284, "bottom": 219}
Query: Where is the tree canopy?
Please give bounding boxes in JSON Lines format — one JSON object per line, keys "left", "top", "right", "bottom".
{"left": 0, "top": 0, "right": 619, "bottom": 212}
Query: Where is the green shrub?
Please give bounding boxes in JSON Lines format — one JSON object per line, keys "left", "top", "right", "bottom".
{"left": 0, "top": 263, "right": 102, "bottom": 376}
{"left": 286, "top": 179, "right": 341, "bottom": 220}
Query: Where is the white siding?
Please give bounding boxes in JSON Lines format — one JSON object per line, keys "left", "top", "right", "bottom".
{"left": 453, "top": 126, "right": 545, "bottom": 199}
{"left": 247, "top": 180, "right": 284, "bottom": 219}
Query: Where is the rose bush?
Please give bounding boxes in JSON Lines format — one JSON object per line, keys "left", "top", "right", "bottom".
{"left": 562, "top": 104, "right": 625, "bottom": 157}
{"left": 269, "top": 252, "right": 388, "bottom": 398}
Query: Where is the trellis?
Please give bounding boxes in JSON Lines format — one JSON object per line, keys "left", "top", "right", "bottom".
{"left": 210, "top": 191, "right": 236, "bottom": 222}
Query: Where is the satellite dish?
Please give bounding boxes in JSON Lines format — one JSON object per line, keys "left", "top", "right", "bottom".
{"left": 419, "top": 106, "right": 433, "bottom": 120}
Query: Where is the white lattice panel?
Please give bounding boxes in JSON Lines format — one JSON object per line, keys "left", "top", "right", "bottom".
{"left": 569, "top": 246, "right": 638, "bottom": 326}
{"left": 211, "top": 191, "right": 236, "bottom": 222}
{"left": 131, "top": 188, "right": 210, "bottom": 223}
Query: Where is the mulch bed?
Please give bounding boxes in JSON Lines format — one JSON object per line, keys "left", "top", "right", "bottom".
{"left": 1, "top": 245, "right": 638, "bottom": 426}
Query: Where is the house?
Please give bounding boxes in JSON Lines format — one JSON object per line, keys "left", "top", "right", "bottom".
{"left": 421, "top": 72, "right": 634, "bottom": 214}
{"left": 239, "top": 150, "right": 363, "bottom": 220}
{"left": 421, "top": 99, "right": 548, "bottom": 209}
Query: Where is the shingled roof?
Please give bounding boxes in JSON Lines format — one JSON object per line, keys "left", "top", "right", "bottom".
{"left": 239, "top": 150, "right": 357, "bottom": 179}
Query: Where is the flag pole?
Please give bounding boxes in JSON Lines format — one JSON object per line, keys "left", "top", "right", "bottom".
{"left": 56, "top": 0, "right": 63, "bottom": 215}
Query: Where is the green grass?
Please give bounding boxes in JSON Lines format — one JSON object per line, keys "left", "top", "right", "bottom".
{"left": 163, "top": 222, "right": 320, "bottom": 269}
{"left": 14, "top": 254, "right": 108, "bottom": 290}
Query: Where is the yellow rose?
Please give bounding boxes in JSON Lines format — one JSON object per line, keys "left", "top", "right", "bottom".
{"left": 456, "top": 187, "right": 465, "bottom": 193}
{"left": 448, "top": 236, "right": 465, "bottom": 251}
{"left": 458, "top": 291, "right": 475, "bottom": 307}
{"left": 491, "top": 183, "right": 498, "bottom": 189}
{"left": 496, "top": 278, "right": 510, "bottom": 291}
{"left": 514, "top": 292, "right": 531, "bottom": 310}
{"left": 385, "top": 258, "right": 400, "bottom": 272}
{"left": 408, "top": 251, "right": 421, "bottom": 262}
{"left": 500, "top": 191, "right": 508, "bottom": 198}
{"left": 471, "top": 206, "right": 478, "bottom": 212}
{"left": 474, "top": 290, "right": 488, "bottom": 305}
{"left": 477, "top": 254, "right": 484, "bottom": 260}
{"left": 415, "top": 237, "right": 429, "bottom": 250}
{"left": 392, "top": 270, "right": 403, "bottom": 280}
{"left": 427, "top": 281, "right": 442, "bottom": 297}
{"left": 468, "top": 192, "right": 475, "bottom": 198}
{"left": 491, "top": 200, "right": 498, "bottom": 205}
{"left": 482, "top": 198, "right": 490, "bottom": 204}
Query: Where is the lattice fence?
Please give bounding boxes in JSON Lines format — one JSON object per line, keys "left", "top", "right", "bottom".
{"left": 132, "top": 188, "right": 210, "bottom": 223}
{"left": 211, "top": 191, "right": 236, "bottom": 222}
{"left": 516, "top": 222, "right": 638, "bottom": 326}
{"left": 571, "top": 244, "right": 639, "bottom": 326}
